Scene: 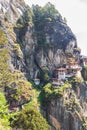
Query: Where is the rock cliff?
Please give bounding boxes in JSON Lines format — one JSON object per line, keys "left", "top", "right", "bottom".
{"left": 0, "top": 0, "right": 86, "bottom": 130}
{"left": 44, "top": 83, "right": 87, "bottom": 130}
{"left": 0, "top": 1, "right": 78, "bottom": 79}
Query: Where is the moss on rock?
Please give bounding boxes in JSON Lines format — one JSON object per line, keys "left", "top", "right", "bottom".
{"left": 0, "top": 29, "right": 8, "bottom": 46}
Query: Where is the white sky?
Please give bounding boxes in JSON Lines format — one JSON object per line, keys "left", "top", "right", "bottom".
{"left": 25, "top": 0, "right": 87, "bottom": 55}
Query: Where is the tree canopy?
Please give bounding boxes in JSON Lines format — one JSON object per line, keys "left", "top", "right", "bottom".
{"left": 0, "top": 92, "right": 10, "bottom": 130}
{"left": 12, "top": 107, "right": 50, "bottom": 130}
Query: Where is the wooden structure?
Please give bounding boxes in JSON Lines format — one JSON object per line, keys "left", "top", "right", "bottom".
{"left": 54, "top": 68, "right": 66, "bottom": 80}
{"left": 52, "top": 57, "right": 82, "bottom": 86}
{"left": 66, "top": 57, "right": 82, "bottom": 77}
{"left": 52, "top": 78, "right": 64, "bottom": 86}
{"left": 34, "top": 78, "right": 40, "bottom": 85}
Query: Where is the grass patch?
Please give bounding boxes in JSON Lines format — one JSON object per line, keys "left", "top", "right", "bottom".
{"left": 0, "top": 29, "right": 8, "bottom": 46}
{"left": 13, "top": 43, "right": 23, "bottom": 57}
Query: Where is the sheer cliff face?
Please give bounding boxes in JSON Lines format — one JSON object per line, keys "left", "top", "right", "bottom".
{"left": 0, "top": 0, "right": 78, "bottom": 79}
{"left": 0, "top": 0, "right": 25, "bottom": 23}
{"left": 45, "top": 86, "right": 87, "bottom": 130}
{"left": 0, "top": 0, "right": 77, "bottom": 78}
{"left": 41, "top": 80, "right": 87, "bottom": 130}
{"left": 34, "top": 20, "right": 77, "bottom": 71}
{"left": 0, "top": 1, "right": 83, "bottom": 130}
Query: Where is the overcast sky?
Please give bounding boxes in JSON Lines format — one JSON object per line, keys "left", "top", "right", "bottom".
{"left": 25, "top": 0, "right": 87, "bottom": 55}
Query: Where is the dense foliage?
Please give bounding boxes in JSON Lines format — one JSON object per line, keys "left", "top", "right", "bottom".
{"left": 82, "top": 65, "right": 87, "bottom": 81}
{"left": 68, "top": 76, "right": 82, "bottom": 87}
{"left": 17, "top": 6, "right": 33, "bottom": 26}
{"left": 6, "top": 70, "right": 33, "bottom": 106}
{"left": 0, "top": 92, "right": 10, "bottom": 130}
{"left": 0, "top": 29, "right": 8, "bottom": 46}
{"left": 0, "top": 30, "right": 12, "bottom": 88}
{"left": 12, "top": 107, "right": 50, "bottom": 130}
{"left": 39, "top": 67, "right": 50, "bottom": 84}
{"left": 0, "top": 48, "right": 12, "bottom": 88}
{"left": 33, "top": 3, "right": 61, "bottom": 46}
{"left": 39, "top": 83, "right": 71, "bottom": 105}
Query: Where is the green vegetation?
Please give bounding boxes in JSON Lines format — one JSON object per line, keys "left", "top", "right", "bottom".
{"left": 39, "top": 83, "right": 71, "bottom": 105}
{"left": 0, "top": 48, "right": 9, "bottom": 61}
{"left": 39, "top": 67, "right": 50, "bottom": 84}
{"left": 33, "top": 2, "right": 60, "bottom": 26}
{"left": 0, "top": 44, "right": 33, "bottom": 107}
{"left": 11, "top": 70, "right": 24, "bottom": 80}
{"left": 68, "top": 76, "right": 82, "bottom": 88}
{"left": 6, "top": 70, "right": 33, "bottom": 105}
{"left": 82, "top": 65, "right": 87, "bottom": 81}
{"left": 4, "top": 13, "right": 9, "bottom": 21}
{"left": 0, "top": 48, "right": 12, "bottom": 88}
{"left": 13, "top": 43, "right": 22, "bottom": 57}
{"left": 8, "top": 80, "right": 32, "bottom": 100}
{"left": 0, "top": 3, "right": 86, "bottom": 130}
{"left": 82, "top": 117, "right": 87, "bottom": 130}
{"left": 0, "top": 92, "right": 10, "bottom": 130}
{"left": 17, "top": 6, "right": 33, "bottom": 26}
{"left": 25, "top": 89, "right": 40, "bottom": 108}
{"left": 12, "top": 107, "right": 50, "bottom": 130}
{"left": 33, "top": 3, "right": 60, "bottom": 46}
{"left": 64, "top": 91, "right": 87, "bottom": 130}
{"left": 64, "top": 94, "right": 81, "bottom": 111}
{"left": 0, "top": 30, "right": 11, "bottom": 88}
{"left": 0, "top": 29, "right": 8, "bottom": 46}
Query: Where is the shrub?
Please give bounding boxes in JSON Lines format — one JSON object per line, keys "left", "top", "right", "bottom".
{"left": 39, "top": 67, "right": 50, "bottom": 83}
{"left": 13, "top": 43, "right": 23, "bottom": 57}
{"left": 0, "top": 48, "right": 12, "bottom": 87}
{"left": 0, "top": 29, "right": 8, "bottom": 46}
{"left": 0, "top": 92, "right": 10, "bottom": 130}
{"left": 82, "top": 65, "right": 87, "bottom": 81}
{"left": 17, "top": 6, "right": 33, "bottom": 26}
{"left": 68, "top": 76, "right": 82, "bottom": 87}
{"left": 42, "top": 82, "right": 71, "bottom": 102}
{"left": 6, "top": 70, "right": 33, "bottom": 106}
{"left": 12, "top": 107, "right": 50, "bottom": 130}
{"left": 4, "top": 13, "right": 9, "bottom": 21}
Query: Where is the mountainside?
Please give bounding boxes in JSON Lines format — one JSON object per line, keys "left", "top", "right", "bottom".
{"left": 0, "top": 0, "right": 77, "bottom": 79}
{"left": 0, "top": 0, "right": 87, "bottom": 130}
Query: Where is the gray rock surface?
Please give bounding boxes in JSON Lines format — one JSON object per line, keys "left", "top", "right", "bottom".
{"left": 0, "top": 1, "right": 86, "bottom": 130}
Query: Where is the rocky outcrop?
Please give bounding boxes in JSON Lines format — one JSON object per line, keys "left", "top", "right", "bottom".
{"left": 45, "top": 84, "right": 87, "bottom": 130}
{"left": 34, "top": 21, "right": 77, "bottom": 71}
{"left": 0, "top": 1, "right": 86, "bottom": 130}
{"left": 0, "top": 0, "right": 78, "bottom": 79}
{"left": 0, "top": 0, "right": 25, "bottom": 23}
{"left": 14, "top": 4, "right": 78, "bottom": 80}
